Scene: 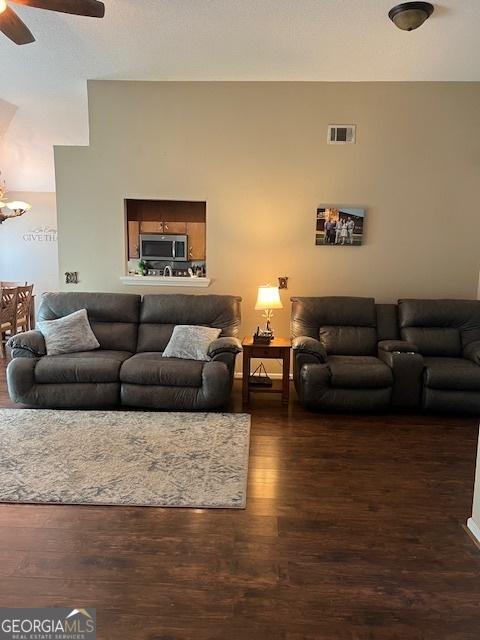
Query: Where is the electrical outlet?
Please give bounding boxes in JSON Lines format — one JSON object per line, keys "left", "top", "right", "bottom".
{"left": 278, "top": 276, "right": 288, "bottom": 290}
{"left": 65, "top": 272, "right": 79, "bottom": 284}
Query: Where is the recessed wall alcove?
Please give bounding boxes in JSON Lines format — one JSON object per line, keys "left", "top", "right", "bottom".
{"left": 124, "top": 199, "right": 207, "bottom": 283}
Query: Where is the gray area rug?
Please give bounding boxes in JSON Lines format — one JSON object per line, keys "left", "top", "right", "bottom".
{"left": 0, "top": 410, "right": 250, "bottom": 509}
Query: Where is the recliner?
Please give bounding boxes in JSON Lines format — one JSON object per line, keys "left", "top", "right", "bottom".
{"left": 398, "top": 299, "right": 480, "bottom": 414}
{"left": 292, "top": 296, "right": 424, "bottom": 412}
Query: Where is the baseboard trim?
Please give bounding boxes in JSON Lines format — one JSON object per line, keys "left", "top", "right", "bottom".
{"left": 466, "top": 517, "right": 480, "bottom": 548}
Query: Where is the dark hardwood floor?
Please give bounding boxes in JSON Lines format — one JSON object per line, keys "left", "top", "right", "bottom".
{"left": 0, "top": 359, "right": 479, "bottom": 639}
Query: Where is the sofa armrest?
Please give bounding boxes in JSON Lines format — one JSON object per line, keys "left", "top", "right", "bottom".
{"left": 463, "top": 341, "right": 480, "bottom": 365}
{"left": 208, "top": 336, "right": 242, "bottom": 358}
{"left": 292, "top": 336, "right": 327, "bottom": 363}
{"left": 208, "top": 337, "right": 242, "bottom": 380}
{"left": 298, "top": 362, "right": 331, "bottom": 408}
{"left": 199, "top": 360, "right": 233, "bottom": 409}
{"left": 378, "top": 349, "right": 424, "bottom": 408}
{"left": 378, "top": 340, "right": 418, "bottom": 354}
{"left": 6, "top": 357, "right": 37, "bottom": 403}
{"left": 7, "top": 330, "right": 46, "bottom": 358}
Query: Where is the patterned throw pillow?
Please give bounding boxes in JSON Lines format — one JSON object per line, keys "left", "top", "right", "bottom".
{"left": 37, "top": 309, "right": 100, "bottom": 356}
{"left": 162, "top": 325, "right": 221, "bottom": 361}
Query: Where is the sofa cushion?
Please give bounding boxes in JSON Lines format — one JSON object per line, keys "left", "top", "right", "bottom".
{"left": 291, "top": 296, "right": 376, "bottom": 340}
{"left": 401, "top": 327, "right": 461, "bottom": 357}
{"left": 120, "top": 352, "right": 204, "bottom": 387}
{"left": 423, "top": 357, "right": 480, "bottom": 391}
{"left": 320, "top": 326, "right": 378, "bottom": 356}
{"left": 34, "top": 350, "right": 132, "bottom": 384}
{"left": 328, "top": 356, "right": 393, "bottom": 389}
{"left": 398, "top": 299, "right": 480, "bottom": 348}
{"left": 39, "top": 292, "right": 141, "bottom": 323}
{"left": 136, "top": 324, "right": 176, "bottom": 353}
{"left": 38, "top": 292, "right": 141, "bottom": 352}
{"left": 137, "top": 294, "right": 241, "bottom": 353}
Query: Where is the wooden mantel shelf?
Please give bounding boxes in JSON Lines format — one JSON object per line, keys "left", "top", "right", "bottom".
{"left": 120, "top": 275, "right": 211, "bottom": 288}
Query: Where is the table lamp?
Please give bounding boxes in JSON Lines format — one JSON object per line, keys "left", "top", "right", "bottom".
{"left": 254, "top": 285, "right": 283, "bottom": 341}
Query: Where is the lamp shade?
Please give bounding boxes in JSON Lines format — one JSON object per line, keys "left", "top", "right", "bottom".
{"left": 255, "top": 286, "right": 283, "bottom": 311}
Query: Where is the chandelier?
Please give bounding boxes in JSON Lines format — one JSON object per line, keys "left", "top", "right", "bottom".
{"left": 0, "top": 173, "right": 31, "bottom": 224}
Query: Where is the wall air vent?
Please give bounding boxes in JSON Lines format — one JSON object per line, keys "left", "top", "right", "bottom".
{"left": 327, "top": 124, "right": 356, "bottom": 145}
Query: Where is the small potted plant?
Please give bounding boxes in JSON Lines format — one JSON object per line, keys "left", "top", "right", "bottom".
{"left": 138, "top": 259, "right": 149, "bottom": 276}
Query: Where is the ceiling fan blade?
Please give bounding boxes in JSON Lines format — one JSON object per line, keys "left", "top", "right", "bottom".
{"left": 0, "top": 6, "right": 35, "bottom": 45}
{"left": 10, "top": 0, "right": 105, "bottom": 18}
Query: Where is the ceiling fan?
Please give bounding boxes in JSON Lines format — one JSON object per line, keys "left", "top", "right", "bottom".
{"left": 0, "top": 0, "right": 105, "bottom": 45}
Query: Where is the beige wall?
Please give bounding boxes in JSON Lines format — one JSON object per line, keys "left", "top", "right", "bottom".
{"left": 54, "top": 81, "right": 480, "bottom": 371}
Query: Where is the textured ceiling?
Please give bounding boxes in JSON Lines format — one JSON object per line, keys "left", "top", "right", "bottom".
{"left": 1, "top": 0, "right": 480, "bottom": 190}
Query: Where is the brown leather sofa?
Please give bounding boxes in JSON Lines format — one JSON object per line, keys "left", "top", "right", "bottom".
{"left": 7, "top": 292, "right": 242, "bottom": 410}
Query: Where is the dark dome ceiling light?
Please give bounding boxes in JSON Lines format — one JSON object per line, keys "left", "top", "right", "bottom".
{"left": 389, "top": 2, "right": 434, "bottom": 31}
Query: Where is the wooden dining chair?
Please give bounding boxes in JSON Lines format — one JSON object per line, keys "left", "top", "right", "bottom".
{"left": 0, "top": 281, "right": 27, "bottom": 287}
{"left": 15, "top": 284, "right": 34, "bottom": 332}
{"left": 0, "top": 287, "right": 18, "bottom": 359}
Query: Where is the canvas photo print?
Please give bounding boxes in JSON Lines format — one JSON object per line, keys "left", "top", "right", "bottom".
{"left": 316, "top": 207, "right": 365, "bottom": 246}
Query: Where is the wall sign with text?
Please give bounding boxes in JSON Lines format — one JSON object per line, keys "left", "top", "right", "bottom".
{"left": 22, "top": 226, "right": 58, "bottom": 242}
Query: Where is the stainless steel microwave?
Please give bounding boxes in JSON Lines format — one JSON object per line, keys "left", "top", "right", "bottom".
{"left": 139, "top": 234, "right": 187, "bottom": 262}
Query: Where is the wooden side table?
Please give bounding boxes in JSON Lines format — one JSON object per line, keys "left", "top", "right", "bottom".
{"left": 242, "top": 337, "right": 291, "bottom": 405}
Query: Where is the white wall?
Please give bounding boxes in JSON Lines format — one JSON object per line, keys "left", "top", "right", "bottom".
{"left": 469, "top": 281, "right": 480, "bottom": 544}
{"left": 0, "top": 191, "right": 59, "bottom": 310}
{"left": 468, "top": 432, "right": 480, "bottom": 546}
